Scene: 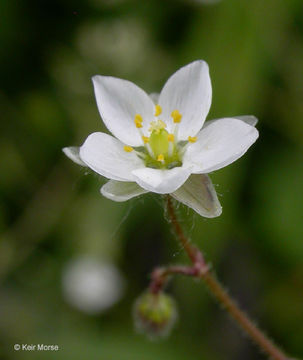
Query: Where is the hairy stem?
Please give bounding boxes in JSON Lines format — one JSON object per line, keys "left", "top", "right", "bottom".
{"left": 149, "top": 265, "right": 196, "bottom": 294}
{"left": 164, "top": 195, "right": 290, "bottom": 360}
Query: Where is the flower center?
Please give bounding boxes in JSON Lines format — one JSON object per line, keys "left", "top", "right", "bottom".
{"left": 123, "top": 105, "right": 197, "bottom": 170}
{"left": 145, "top": 126, "right": 182, "bottom": 169}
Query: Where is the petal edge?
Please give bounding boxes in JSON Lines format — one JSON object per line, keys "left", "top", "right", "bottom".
{"left": 159, "top": 60, "right": 212, "bottom": 138}
{"left": 63, "top": 146, "right": 87, "bottom": 166}
{"left": 184, "top": 118, "right": 259, "bottom": 174}
{"left": 132, "top": 167, "right": 192, "bottom": 194}
{"left": 172, "top": 174, "right": 222, "bottom": 218}
{"left": 80, "top": 132, "right": 144, "bottom": 181}
{"left": 93, "top": 76, "right": 154, "bottom": 146}
{"left": 101, "top": 180, "right": 148, "bottom": 202}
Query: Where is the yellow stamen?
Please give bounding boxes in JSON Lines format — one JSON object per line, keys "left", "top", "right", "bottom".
{"left": 188, "top": 136, "right": 197, "bottom": 143}
{"left": 142, "top": 136, "right": 149, "bottom": 144}
{"left": 124, "top": 145, "right": 133, "bottom": 152}
{"left": 134, "top": 119, "right": 143, "bottom": 128}
{"left": 135, "top": 114, "right": 143, "bottom": 122}
{"left": 134, "top": 114, "right": 143, "bottom": 128}
{"left": 167, "top": 133, "right": 174, "bottom": 142}
{"left": 154, "top": 104, "right": 162, "bottom": 117}
{"left": 171, "top": 109, "right": 182, "bottom": 123}
{"left": 157, "top": 154, "right": 164, "bottom": 162}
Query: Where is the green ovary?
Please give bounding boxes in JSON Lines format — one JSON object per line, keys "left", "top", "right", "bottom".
{"left": 145, "top": 129, "right": 182, "bottom": 170}
{"left": 150, "top": 129, "right": 169, "bottom": 157}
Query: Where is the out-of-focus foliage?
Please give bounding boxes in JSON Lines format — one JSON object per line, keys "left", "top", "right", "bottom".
{"left": 1, "top": 0, "right": 303, "bottom": 359}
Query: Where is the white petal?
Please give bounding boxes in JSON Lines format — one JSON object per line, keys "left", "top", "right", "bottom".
{"left": 101, "top": 180, "right": 148, "bottom": 202}
{"left": 204, "top": 115, "right": 258, "bottom": 128}
{"left": 79, "top": 132, "right": 144, "bottom": 181}
{"left": 235, "top": 115, "right": 258, "bottom": 127}
{"left": 172, "top": 174, "right": 222, "bottom": 218}
{"left": 93, "top": 76, "right": 155, "bottom": 146}
{"left": 149, "top": 92, "right": 160, "bottom": 104}
{"left": 63, "top": 146, "right": 87, "bottom": 166}
{"left": 159, "top": 60, "right": 212, "bottom": 139}
{"left": 132, "top": 167, "right": 192, "bottom": 194}
{"left": 184, "top": 118, "right": 259, "bottom": 173}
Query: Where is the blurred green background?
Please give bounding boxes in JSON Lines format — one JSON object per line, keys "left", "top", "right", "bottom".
{"left": 1, "top": 0, "right": 303, "bottom": 359}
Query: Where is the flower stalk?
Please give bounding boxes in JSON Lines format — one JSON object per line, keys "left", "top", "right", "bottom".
{"left": 150, "top": 195, "right": 291, "bottom": 360}
{"left": 149, "top": 265, "right": 197, "bottom": 294}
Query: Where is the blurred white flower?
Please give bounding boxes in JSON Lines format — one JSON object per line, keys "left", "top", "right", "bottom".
{"left": 62, "top": 257, "right": 125, "bottom": 314}
{"left": 64, "top": 60, "right": 258, "bottom": 217}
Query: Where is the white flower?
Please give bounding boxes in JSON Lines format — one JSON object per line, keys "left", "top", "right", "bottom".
{"left": 62, "top": 256, "right": 125, "bottom": 314}
{"left": 63, "top": 60, "right": 259, "bottom": 217}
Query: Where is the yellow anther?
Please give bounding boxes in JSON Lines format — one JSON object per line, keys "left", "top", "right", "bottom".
{"left": 167, "top": 133, "right": 174, "bottom": 142}
{"left": 149, "top": 119, "right": 166, "bottom": 133}
{"left": 135, "top": 114, "right": 143, "bottom": 122}
{"left": 123, "top": 145, "right": 133, "bottom": 152}
{"left": 157, "top": 154, "right": 165, "bottom": 162}
{"left": 188, "top": 136, "right": 197, "bottom": 143}
{"left": 171, "top": 109, "right": 182, "bottom": 123}
{"left": 142, "top": 136, "right": 149, "bottom": 144}
{"left": 134, "top": 114, "right": 143, "bottom": 128}
{"left": 134, "top": 119, "right": 143, "bottom": 128}
{"left": 154, "top": 104, "right": 162, "bottom": 117}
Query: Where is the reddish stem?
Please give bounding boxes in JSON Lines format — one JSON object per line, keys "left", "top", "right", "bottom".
{"left": 161, "top": 195, "right": 290, "bottom": 360}
{"left": 149, "top": 265, "right": 196, "bottom": 294}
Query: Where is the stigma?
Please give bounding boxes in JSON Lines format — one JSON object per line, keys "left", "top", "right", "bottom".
{"left": 149, "top": 119, "right": 166, "bottom": 134}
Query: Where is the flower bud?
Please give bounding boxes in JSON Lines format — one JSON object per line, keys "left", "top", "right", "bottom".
{"left": 133, "top": 291, "right": 177, "bottom": 339}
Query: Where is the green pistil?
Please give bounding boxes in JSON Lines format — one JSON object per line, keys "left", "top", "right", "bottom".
{"left": 149, "top": 128, "right": 169, "bottom": 158}
{"left": 135, "top": 128, "right": 184, "bottom": 170}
